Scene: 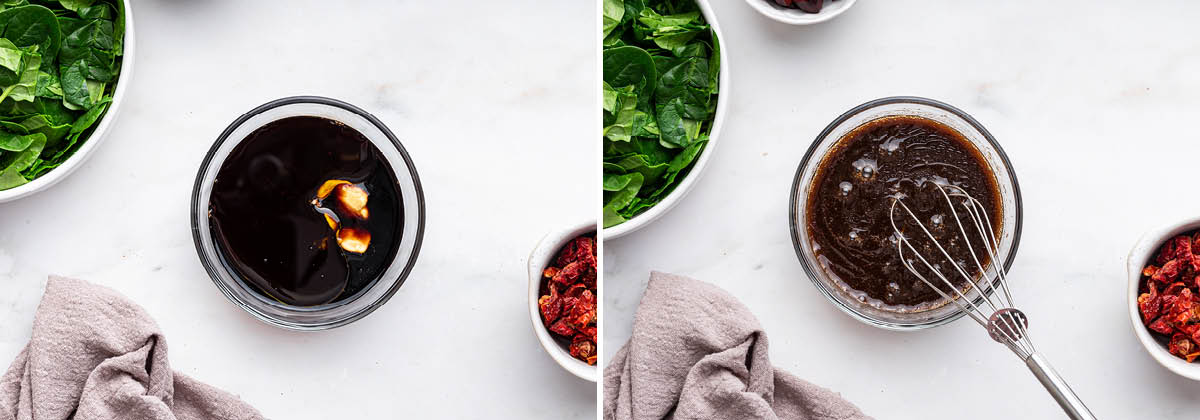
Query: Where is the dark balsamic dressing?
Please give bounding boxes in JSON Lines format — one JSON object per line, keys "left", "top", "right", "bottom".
{"left": 807, "top": 115, "right": 1002, "bottom": 310}
{"left": 209, "top": 116, "right": 403, "bottom": 306}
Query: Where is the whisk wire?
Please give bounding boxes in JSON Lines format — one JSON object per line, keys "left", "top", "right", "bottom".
{"left": 934, "top": 184, "right": 1037, "bottom": 355}
{"left": 891, "top": 202, "right": 990, "bottom": 326}
{"left": 884, "top": 180, "right": 1094, "bottom": 420}
{"left": 888, "top": 183, "right": 1034, "bottom": 357}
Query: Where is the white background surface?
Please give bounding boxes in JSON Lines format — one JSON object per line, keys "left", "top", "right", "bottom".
{"left": 0, "top": 1, "right": 596, "bottom": 418}
{"left": 604, "top": 1, "right": 1200, "bottom": 419}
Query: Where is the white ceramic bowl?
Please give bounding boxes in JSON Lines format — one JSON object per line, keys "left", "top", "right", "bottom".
{"left": 743, "top": 0, "right": 857, "bottom": 25}
{"left": 1127, "top": 216, "right": 1200, "bottom": 380}
{"left": 603, "top": 0, "right": 728, "bottom": 240}
{"left": 527, "top": 220, "right": 597, "bottom": 382}
{"left": 0, "top": 0, "right": 136, "bottom": 203}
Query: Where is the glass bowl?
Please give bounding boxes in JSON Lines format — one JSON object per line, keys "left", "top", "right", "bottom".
{"left": 788, "top": 96, "right": 1023, "bottom": 330}
{"left": 190, "top": 96, "right": 425, "bottom": 331}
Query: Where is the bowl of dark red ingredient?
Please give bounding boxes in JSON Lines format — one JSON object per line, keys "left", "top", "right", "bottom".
{"left": 528, "top": 221, "right": 597, "bottom": 382}
{"left": 745, "top": 0, "right": 855, "bottom": 25}
{"left": 191, "top": 96, "right": 424, "bottom": 331}
{"left": 1129, "top": 221, "right": 1200, "bottom": 379}
{"left": 790, "top": 97, "right": 1022, "bottom": 330}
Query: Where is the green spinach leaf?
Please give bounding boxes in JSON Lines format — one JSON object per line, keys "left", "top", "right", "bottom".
{"left": 0, "top": 5, "right": 59, "bottom": 63}
{"left": 0, "top": 0, "right": 120, "bottom": 191}
{"left": 601, "top": 0, "right": 718, "bottom": 227}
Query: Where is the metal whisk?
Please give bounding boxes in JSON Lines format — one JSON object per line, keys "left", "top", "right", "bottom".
{"left": 888, "top": 183, "right": 1095, "bottom": 420}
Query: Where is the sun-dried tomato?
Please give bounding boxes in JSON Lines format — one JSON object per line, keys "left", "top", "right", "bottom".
{"left": 569, "top": 335, "right": 597, "bottom": 366}
{"left": 1153, "top": 259, "right": 1181, "bottom": 283}
{"left": 538, "top": 284, "right": 561, "bottom": 328}
{"left": 549, "top": 318, "right": 575, "bottom": 336}
{"left": 1144, "top": 265, "right": 1160, "bottom": 278}
{"left": 1141, "top": 232, "right": 1200, "bottom": 362}
{"left": 1177, "top": 236, "right": 1193, "bottom": 261}
{"left": 1138, "top": 282, "right": 1160, "bottom": 323}
{"left": 1169, "top": 333, "right": 1200, "bottom": 362}
{"left": 552, "top": 261, "right": 587, "bottom": 285}
{"left": 580, "top": 325, "right": 597, "bottom": 342}
{"left": 538, "top": 233, "right": 598, "bottom": 366}
{"left": 1158, "top": 240, "right": 1177, "bottom": 265}
{"left": 1150, "top": 317, "right": 1174, "bottom": 334}
{"left": 563, "top": 283, "right": 586, "bottom": 299}
{"left": 1174, "top": 236, "right": 1200, "bottom": 272}
{"left": 1165, "top": 282, "right": 1187, "bottom": 296}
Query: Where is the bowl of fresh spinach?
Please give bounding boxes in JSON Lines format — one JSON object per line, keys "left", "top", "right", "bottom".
{"left": 0, "top": 0, "right": 132, "bottom": 203}
{"left": 602, "top": 0, "right": 727, "bottom": 239}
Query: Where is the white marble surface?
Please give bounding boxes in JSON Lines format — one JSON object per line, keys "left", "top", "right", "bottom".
{"left": 0, "top": 1, "right": 596, "bottom": 418}
{"left": 604, "top": 1, "right": 1200, "bottom": 419}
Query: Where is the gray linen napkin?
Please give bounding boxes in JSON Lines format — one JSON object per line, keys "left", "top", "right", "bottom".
{"left": 604, "top": 271, "right": 872, "bottom": 420}
{"left": 0, "top": 276, "right": 264, "bottom": 420}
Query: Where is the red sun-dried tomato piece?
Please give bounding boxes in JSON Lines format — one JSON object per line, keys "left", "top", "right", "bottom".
{"left": 1179, "top": 288, "right": 1195, "bottom": 304}
{"left": 1190, "top": 328, "right": 1200, "bottom": 347}
{"left": 566, "top": 292, "right": 597, "bottom": 330}
{"left": 1169, "top": 334, "right": 1195, "bottom": 358}
{"left": 549, "top": 318, "right": 575, "bottom": 336}
{"left": 577, "top": 237, "right": 597, "bottom": 263}
{"left": 1150, "top": 317, "right": 1174, "bottom": 334}
{"left": 1174, "top": 308, "right": 1200, "bottom": 329}
{"left": 1165, "top": 282, "right": 1188, "bottom": 297}
{"left": 569, "top": 335, "right": 597, "bottom": 366}
{"left": 578, "top": 289, "right": 595, "bottom": 305}
{"left": 1139, "top": 292, "right": 1160, "bottom": 323}
{"left": 1180, "top": 321, "right": 1200, "bottom": 337}
{"left": 1162, "top": 294, "right": 1180, "bottom": 311}
{"left": 561, "top": 295, "right": 579, "bottom": 309}
{"left": 552, "top": 261, "right": 586, "bottom": 285}
{"left": 1153, "top": 259, "right": 1181, "bottom": 283}
{"left": 542, "top": 266, "right": 560, "bottom": 279}
{"left": 1176, "top": 236, "right": 1193, "bottom": 262}
{"left": 538, "top": 294, "right": 561, "bottom": 327}
{"left": 554, "top": 238, "right": 582, "bottom": 267}
{"left": 563, "top": 283, "right": 586, "bottom": 299}
{"left": 1144, "top": 265, "right": 1160, "bottom": 278}
{"left": 1174, "top": 235, "right": 1200, "bottom": 272}
{"left": 1159, "top": 240, "right": 1178, "bottom": 265}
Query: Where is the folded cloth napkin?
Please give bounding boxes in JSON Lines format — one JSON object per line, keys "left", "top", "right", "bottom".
{"left": 604, "top": 271, "right": 872, "bottom": 420}
{"left": 0, "top": 276, "right": 263, "bottom": 420}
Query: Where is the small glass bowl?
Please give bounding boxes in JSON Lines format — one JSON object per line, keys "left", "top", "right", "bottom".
{"left": 788, "top": 96, "right": 1023, "bottom": 330}
{"left": 190, "top": 96, "right": 425, "bottom": 331}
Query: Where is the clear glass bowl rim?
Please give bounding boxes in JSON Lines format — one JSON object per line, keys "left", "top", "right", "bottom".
{"left": 787, "top": 96, "right": 1024, "bottom": 330}
{"left": 189, "top": 95, "right": 426, "bottom": 331}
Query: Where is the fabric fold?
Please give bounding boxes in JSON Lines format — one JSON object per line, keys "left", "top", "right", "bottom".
{"left": 0, "top": 276, "right": 263, "bottom": 420}
{"left": 604, "top": 271, "right": 872, "bottom": 420}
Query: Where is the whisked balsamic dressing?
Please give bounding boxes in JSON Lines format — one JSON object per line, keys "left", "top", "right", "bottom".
{"left": 806, "top": 115, "right": 1002, "bottom": 310}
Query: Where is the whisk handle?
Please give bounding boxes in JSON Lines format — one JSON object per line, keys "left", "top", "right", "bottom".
{"left": 1025, "top": 352, "right": 1096, "bottom": 420}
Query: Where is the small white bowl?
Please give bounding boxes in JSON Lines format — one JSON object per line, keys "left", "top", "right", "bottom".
{"left": 0, "top": 0, "right": 136, "bottom": 203}
{"left": 527, "top": 220, "right": 597, "bottom": 382}
{"left": 1127, "top": 216, "right": 1200, "bottom": 380}
{"left": 743, "top": 0, "right": 857, "bottom": 26}
{"left": 603, "top": 0, "right": 728, "bottom": 240}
